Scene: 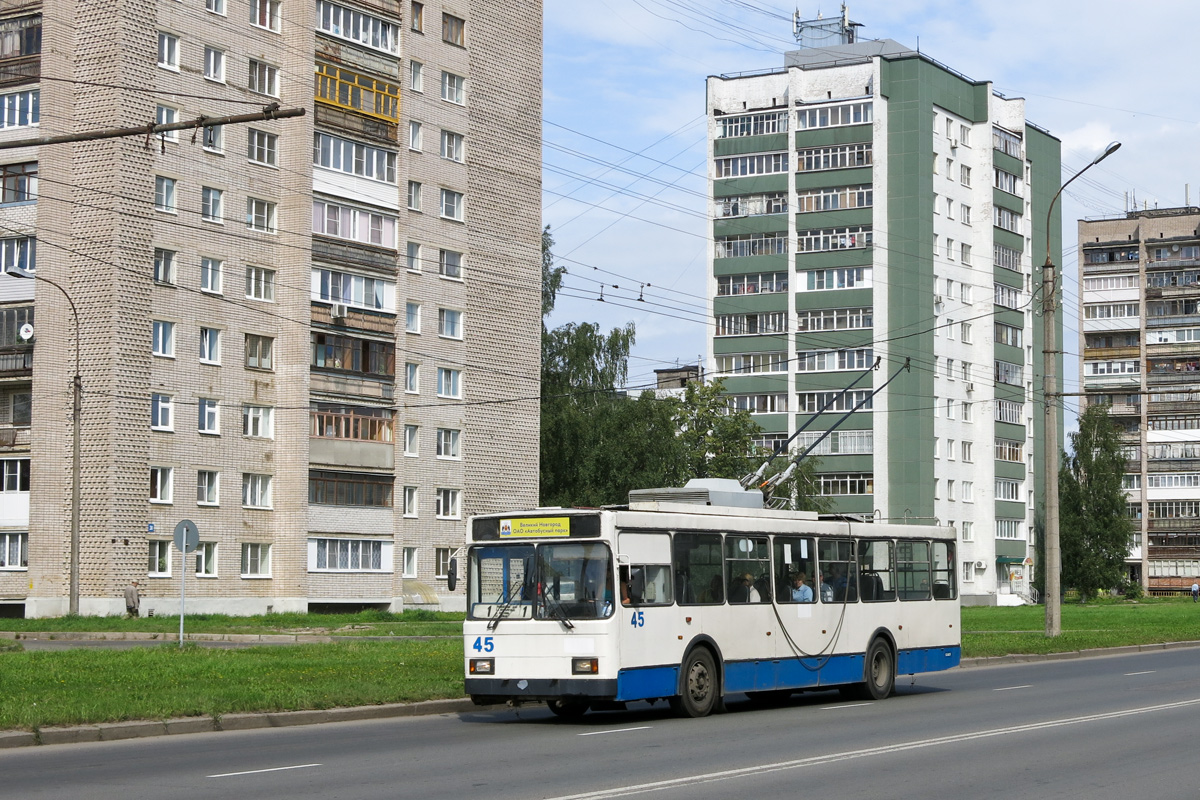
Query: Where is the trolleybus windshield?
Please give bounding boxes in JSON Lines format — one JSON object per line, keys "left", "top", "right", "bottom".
{"left": 468, "top": 541, "right": 614, "bottom": 622}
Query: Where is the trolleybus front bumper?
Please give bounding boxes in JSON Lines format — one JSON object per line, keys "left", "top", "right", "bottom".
{"left": 466, "top": 677, "right": 618, "bottom": 705}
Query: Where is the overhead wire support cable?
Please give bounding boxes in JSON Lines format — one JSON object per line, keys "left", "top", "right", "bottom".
{"left": 0, "top": 104, "right": 305, "bottom": 150}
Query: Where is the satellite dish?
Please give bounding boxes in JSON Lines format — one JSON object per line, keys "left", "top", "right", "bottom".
{"left": 18, "top": 323, "right": 32, "bottom": 341}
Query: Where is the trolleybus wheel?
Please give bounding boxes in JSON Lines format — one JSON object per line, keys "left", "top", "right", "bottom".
{"left": 546, "top": 699, "right": 590, "bottom": 718}
{"left": 847, "top": 637, "right": 895, "bottom": 700}
{"left": 670, "top": 648, "right": 719, "bottom": 718}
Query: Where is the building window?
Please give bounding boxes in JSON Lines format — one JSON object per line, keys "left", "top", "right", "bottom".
{"left": 312, "top": 267, "right": 396, "bottom": 311}
{"left": 817, "top": 473, "right": 873, "bottom": 495}
{"left": 403, "top": 488, "right": 418, "bottom": 518}
{"left": 405, "top": 362, "right": 419, "bottom": 393}
{"left": 962, "top": 562, "right": 974, "bottom": 583}
{"left": 440, "top": 130, "right": 464, "bottom": 162}
{"left": 241, "top": 543, "right": 270, "bottom": 576}
{"left": 316, "top": 0, "right": 399, "bottom": 53}
{"left": 250, "top": 0, "right": 281, "bottom": 31}
{"left": 995, "top": 479, "right": 1022, "bottom": 502}
{"left": 795, "top": 184, "right": 872, "bottom": 213}
{"left": 409, "top": 60, "right": 424, "bottom": 92}
{"left": 199, "top": 327, "right": 221, "bottom": 363}
{"left": 996, "top": 519, "right": 1023, "bottom": 539}
{"left": 995, "top": 360, "right": 1024, "bottom": 386}
{"left": 795, "top": 348, "right": 873, "bottom": 372}
{"left": 247, "top": 197, "right": 276, "bottom": 232}
{"left": 439, "top": 249, "right": 463, "bottom": 279}
{"left": 437, "top": 428, "right": 460, "bottom": 459}
{"left": 248, "top": 129, "right": 278, "bottom": 166}
{"left": 407, "top": 180, "right": 422, "bottom": 211}
{"left": 436, "top": 488, "right": 460, "bottom": 519}
{"left": 242, "top": 404, "right": 274, "bottom": 438}
{"left": 402, "top": 545, "right": 417, "bottom": 574}
{"left": 440, "top": 189, "right": 464, "bottom": 221}
{"left": 411, "top": 1, "right": 423, "bottom": 31}
{"left": 405, "top": 302, "right": 420, "bottom": 333}
{"left": 10, "top": 393, "right": 29, "bottom": 427}
{"left": 245, "top": 334, "right": 274, "bottom": 370}
{"left": 406, "top": 242, "right": 421, "bottom": 272}
{"left": 203, "top": 125, "right": 223, "bottom": 152}
{"left": 197, "top": 470, "right": 219, "bottom": 505}
{"left": 150, "top": 466, "right": 173, "bottom": 503}
{"left": 0, "top": 236, "right": 34, "bottom": 275}
{"left": 404, "top": 424, "right": 418, "bottom": 456}
{"left": 0, "top": 458, "right": 29, "bottom": 492}
{"left": 245, "top": 266, "right": 275, "bottom": 301}
{"left": 714, "top": 152, "right": 787, "bottom": 178}
{"left": 312, "top": 200, "right": 397, "bottom": 249}
{"left": 155, "top": 104, "right": 179, "bottom": 142}
{"left": 797, "top": 227, "right": 871, "bottom": 253}
{"left": 153, "top": 248, "right": 176, "bottom": 284}
{"left": 242, "top": 473, "right": 273, "bottom": 509}
{"left": 716, "top": 110, "right": 788, "bottom": 138}
{"left": 248, "top": 59, "right": 279, "bottom": 96}
{"left": 440, "top": 71, "right": 465, "bottom": 105}
{"left": 206, "top": 0, "right": 226, "bottom": 14}
{"left": 152, "top": 320, "right": 174, "bottom": 357}
{"left": 203, "top": 45, "right": 224, "bottom": 82}
{"left": 994, "top": 206, "right": 1021, "bottom": 233}
{"left": 437, "top": 367, "right": 461, "bottom": 399}
{"left": 309, "top": 470, "right": 394, "bottom": 507}
{"left": 436, "top": 547, "right": 453, "bottom": 578}
{"left": 408, "top": 120, "right": 422, "bottom": 151}
{"left": 197, "top": 398, "right": 220, "bottom": 434}
{"left": 0, "top": 89, "right": 38, "bottom": 129}
{"left": 961, "top": 322, "right": 972, "bottom": 343}
{"left": 313, "top": 132, "right": 397, "bottom": 183}
{"left": 716, "top": 312, "right": 788, "bottom": 337}
{"left": 0, "top": 531, "right": 27, "bottom": 569}
{"left": 201, "top": 188, "right": 223, "bottom": 223}
{"left": 157, "top": 32, "right": 179, "bottom": 70}
{"left": 961, "top": 243, "right": 972, "bottom": 264}
{"left": 149, "top": 541, "right": 171, "bottom": 576}
{"left": 716, "top": 275, "right": 790, "bottom": 298}
{"left": 311, "top": 537, "right": 388, "bottom": 571}
{"left": 154, "top": 176, "right": 176, "bottom": 213}
{"left": 960, "top": 205, "right": 971, "bottom": 224}
{"left": 310, "top": 332, "right": 396, "bottom": 377}
{"left": 714, "top": 353, "right": 787, "bottom": 374}
{"left": 438, "top": 309, "right": 463, "bottom": 339}
{"left": 0, "top": 162, "right": 36, "bottom": 205}
{"left": 442, "top": 12, "right": 464, "bottom": 45}
{"left": 150, "top": 393, "right": 173, "bottom": 431}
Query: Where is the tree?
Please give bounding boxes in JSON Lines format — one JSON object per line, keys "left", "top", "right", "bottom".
{"left": 1059, "top": 403, "right": 1133, "bottom": 602}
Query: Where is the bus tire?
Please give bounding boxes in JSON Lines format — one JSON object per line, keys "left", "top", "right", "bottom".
{"left": 670, "top": 647, "right": 719, "bottom": 718}
{"left": 859, "top": 637, "right": 895, "bottom": 700}
{"left": 546, "top": 699, "right": 589, "bottom": 718}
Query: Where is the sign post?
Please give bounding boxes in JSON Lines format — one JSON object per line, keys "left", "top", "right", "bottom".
{"left": 173, "top": 520, "right": 199, "bottom": 649}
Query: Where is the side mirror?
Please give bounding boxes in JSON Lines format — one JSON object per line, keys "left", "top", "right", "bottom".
{"left": 446, "top": 557, "right": 458, "bottom": 592}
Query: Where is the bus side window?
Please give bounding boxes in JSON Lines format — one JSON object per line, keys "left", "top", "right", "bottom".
{"left": 773, "top": 537, "right": 816, "bottom": 603}
{"left": 674, "top": 532, "right": 724, "bottom": 605}
{"left": 896, "top": 540, "right": 931, "bottom": 600}
{"left": 818, "top": 539, "right": 857, "bottom": 602}
{"left": 623, "top": 564, "right": 673, "bottom": 606}
{"left": 858, "top": 539, "right": 896, "bottom": 602}
{"left": 932, "top": 541, "right": 956, "bottom": 599}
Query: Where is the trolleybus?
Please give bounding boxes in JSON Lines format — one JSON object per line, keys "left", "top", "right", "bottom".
{"left": 461, "top": 479, "right": 960, "bottom": 718}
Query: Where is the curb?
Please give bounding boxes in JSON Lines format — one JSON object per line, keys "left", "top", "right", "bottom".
{"left": 958, "top": 638, "right": 1200, "bottom": 668}
{"left": 2, "top": 698, "right": 483, "bottom": 749}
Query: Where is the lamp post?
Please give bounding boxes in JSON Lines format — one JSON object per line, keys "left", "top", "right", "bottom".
{"left": 1042, "top": 141, "right": 1120, "bottom": 637}
{"left": 12, "top": 271, "right": 81, "bottom": 615}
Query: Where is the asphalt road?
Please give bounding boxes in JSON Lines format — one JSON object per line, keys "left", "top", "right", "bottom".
{"left": 3, "top": 648, "right": 1199, "bottom": 799}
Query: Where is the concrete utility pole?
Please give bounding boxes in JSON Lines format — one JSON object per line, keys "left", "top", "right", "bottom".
{"left": 1043, "top": 141, "right": 1121, "bottom": 637}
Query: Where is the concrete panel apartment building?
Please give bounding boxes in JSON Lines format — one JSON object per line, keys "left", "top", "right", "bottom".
{"left": 705, "top": 20, "right": 1062, "bottom": 606}
{"left": 1079, "top": 208, "right": 1200, "bottom": 594}
{"left": 0, "top": 0, "right": 542, "bottom": 617}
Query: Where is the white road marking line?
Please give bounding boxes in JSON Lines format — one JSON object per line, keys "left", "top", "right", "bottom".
{"left": 821, "top": 703, "right": 872, "bottom": 710}
{"left": 1125, "top": 671, "right": 1156, "bottom": 676}
{"left": 208, "top": 764, "right": 322, "bottom": 778}
{"left": 993, "top": 684, "right": 1033, "bottom": 691}
{"left": 542, "top": 697, "right": 1200, "bottom": 800}
{"left": 578, "top": 726, "right": 652, "bottom": 737}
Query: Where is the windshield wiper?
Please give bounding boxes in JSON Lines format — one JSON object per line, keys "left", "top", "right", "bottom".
{"left": 541, "top": 591, "right": 575, "bottom": 629}
{"left": 487, "top": 576, "right": 528, "bottom": 632}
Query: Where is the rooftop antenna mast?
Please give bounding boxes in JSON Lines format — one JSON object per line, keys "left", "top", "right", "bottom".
{"left": 793, "top": 3, "right": 860, "bottom": 46}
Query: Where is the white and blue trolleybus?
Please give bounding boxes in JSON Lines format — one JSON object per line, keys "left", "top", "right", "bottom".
{"left": 462, "top": 479, "right": 960, "bottom": 718}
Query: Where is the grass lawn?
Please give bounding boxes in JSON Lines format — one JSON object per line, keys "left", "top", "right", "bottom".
{"left": 0, "top": 640, "right": 464, "bottom": 731}
{"left": 4, "top": 601, "right": 1200, "bottom": 731}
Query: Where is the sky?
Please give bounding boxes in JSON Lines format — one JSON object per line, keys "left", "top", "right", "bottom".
{"left": 542, "top": 0, "right": 1200, "bottom": 408}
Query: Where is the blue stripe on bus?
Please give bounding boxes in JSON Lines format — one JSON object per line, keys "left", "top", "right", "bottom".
{"left": 614, "top": 646, "right": 961, "bottom": 702}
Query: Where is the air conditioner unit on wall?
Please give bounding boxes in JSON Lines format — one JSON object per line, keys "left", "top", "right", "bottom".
{"left": 966, "top": 382, "right": 975, "bottom": 393}
{"left": 974, "top": 560, "right": 987, "bottom": 570}
{"left": 330, "top": 303, "right": 348, "bottom": 319}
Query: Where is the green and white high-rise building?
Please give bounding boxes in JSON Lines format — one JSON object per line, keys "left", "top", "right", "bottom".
{"left": 706, "top": 21, "right": 1061, "bottom": 605}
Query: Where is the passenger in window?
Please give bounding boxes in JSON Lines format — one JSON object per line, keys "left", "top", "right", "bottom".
{"left": 818, "top": 571, "right": 835, "bottom": 603}
{"left": 700, "top": 574, "right": 724, "bottom": 603}
{"left": 618, "top": 565, "right": 631, "bottom": 606}
{"left": 730, "top": 573, "right": 761, "bottom": 603}
{"left": 791, "top": 572, "right": 813, "bottom": 603}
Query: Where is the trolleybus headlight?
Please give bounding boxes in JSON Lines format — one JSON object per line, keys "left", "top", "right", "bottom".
{"left": 571, "top": 657, "right": 599, "bottom": 675}
{"left": 469, "top": 658, "right": 494, "bottom": 675}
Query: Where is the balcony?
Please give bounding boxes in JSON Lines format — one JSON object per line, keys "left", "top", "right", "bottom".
{"left": 313, "top": 103, "right": 396, "bottom": 146}
{"left": 0, "top": 347, "right": 31, "bottom": 379}
{"left": 0, "top": 55, "right": 38, "bottom": 89}
{"left": 311, "top": 235, "right": 398, "bottom": 274}
{"left": 1148, "top": 518, "right": 1200, "bottom": 533}
{"left": 311, "top": 303, "right": 395, "bottom": 336}
{"left": 1084, "top": 346, "right": 1139, "bottom": 360}
{"left": 1147, "top": 370, "right": 1200, "bottom": 386}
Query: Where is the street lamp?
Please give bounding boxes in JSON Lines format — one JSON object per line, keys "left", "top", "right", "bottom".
{"left": 11, "top": 270, "right": 81, "bottom": 616}
{"left": 1042, "top": 141, "right": 1121, "bottom": 637}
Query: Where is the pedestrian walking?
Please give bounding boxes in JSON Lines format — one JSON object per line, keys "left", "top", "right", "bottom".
{"left": 1191, "top": 580, "right": 1198, "bottom": 603}
{"left": 125, "top": 580, "right": 140, "bottom": 617}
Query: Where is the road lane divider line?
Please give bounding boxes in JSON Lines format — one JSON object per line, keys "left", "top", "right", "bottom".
{"left": 821, "top": 703, "right": 872, "bottom": 710}
{"left": 208, "top": 763, "right": 321, "bottom": 778}
{"left": 1124, "top": 671, "right": 1155, "bottom": 676}
{"left": 993, "top": 684, "right": 1033, "bottom": 691}
{"left": 578, "top": 726, "right": 652, "bottom": 737}
{"left": 544, "top": 697, "right": 1200, "bottom": 799}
